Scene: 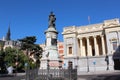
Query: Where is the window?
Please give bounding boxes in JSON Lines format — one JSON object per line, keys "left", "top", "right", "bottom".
{"left": 69, "top": 47, "right": 72, "bottom": 54}
{"left": 112, "top": 42, "right": 117, "bottom": 50}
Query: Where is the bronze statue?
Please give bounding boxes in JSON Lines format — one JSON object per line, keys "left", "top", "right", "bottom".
{"left": 51, "top": 38, "right": 57, "bottom": 46}
{"left": 49, "top": 12, "right": 56, "bottom": 28}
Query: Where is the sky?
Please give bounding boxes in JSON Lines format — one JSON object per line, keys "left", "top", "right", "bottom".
{"left": 0, "top": 0, "right": 120, "bottom": 44}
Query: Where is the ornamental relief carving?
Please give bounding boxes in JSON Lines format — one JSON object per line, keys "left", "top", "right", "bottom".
{"left": 66, "top": 38, "right": 73, "bottom": 44}
{"left": 77, "top": 27, "right": 103, "bottom": 34}
{"left": 109, "top": 38, "right": 117, "bottom": 41}
{"left": 64, "top": 30, "right": 76, "bottom": 34}
{"left": 64, "top": 26, "right": 76, "bottom": 31}
{"left": 105, "top": 23, "right": 119, "bottom": 27}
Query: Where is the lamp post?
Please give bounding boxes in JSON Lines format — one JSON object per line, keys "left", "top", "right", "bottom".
{"left": 15, "top": 41, "right": 21, "bottom": 76}
{"left": 46, "top": 52, "right": 50, "bottom": 80}
{"left": 75, "top": 56, "right": 79, "bottom": 69}
{"left": 15, "top": 53, "right": 18, "bottom": 76}
{"left": 25, "top": 49, "right": 30, "bottom": 80}
{"left": 47, "top": 59, "right": 50, "bottom": 80}
{"left": 105, "top": 54, "right": 109, "bottom": 70}
{"left": 86, "top": 56, "right": 89, "bottom": 72}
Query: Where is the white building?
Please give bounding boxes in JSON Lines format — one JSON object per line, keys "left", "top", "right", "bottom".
{"left": 62, "top": 18, "right": 120, "bottom": 74}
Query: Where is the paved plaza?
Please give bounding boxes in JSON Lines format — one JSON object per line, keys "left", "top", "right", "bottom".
{"left": 78, "top": 70, "right": 120, "bottom": 80}
{"left": 0, "top": 70, "right": 120, "bottom": 80}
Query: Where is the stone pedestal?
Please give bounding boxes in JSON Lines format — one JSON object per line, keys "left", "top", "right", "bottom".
{"left": 40, "top": 58, "right": 48, "bottom": 69}
{"left": 40, "top": 50, "right": 60, "bottom": 69}
{"left": 40, "top": 12, "right": 60, "bottom": 69}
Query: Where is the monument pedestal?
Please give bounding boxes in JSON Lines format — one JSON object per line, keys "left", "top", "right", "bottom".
{"left": 40, "top": 12, "right": 61, "bottom": 69}
{"left": 40, "top": 50, "right": 61, "bottom": 69}
{"left": 40, "top": 58, "right": 48, "bottom": 69}
{"left": 40, "top": 59, "right": 61, "bottom": 69}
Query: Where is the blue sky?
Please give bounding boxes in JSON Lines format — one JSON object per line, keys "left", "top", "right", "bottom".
{"left": 0, "top": 0, "right": 120, "bottom": 44}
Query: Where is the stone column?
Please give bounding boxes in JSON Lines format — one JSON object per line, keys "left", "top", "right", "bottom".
{"left": 73, "top": 37, "right": 77, "bottom": 56}
{"left": 117, "top": 31, "right": 120, "bottom": 45}
{"left": 64, "top": 38, "right": 67, "bottom": 57}
{"left": 101, "top": 35, "right": 106, "bottom": 55}
{"left": 94, "top": 36, "right": 99, "bottom": 56}
{"left": 79, "top": 38, "right": 85, "bottom": 56}
{"left": 105, "top": 32, "right": 110, "bottom": 55}
{"left": 87, "top": 37, "right": 92, "bottom": 56}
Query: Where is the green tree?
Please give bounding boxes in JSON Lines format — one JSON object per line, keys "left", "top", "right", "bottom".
{"left": 19, "top": 36, "right": 36, "bottom": 50}
{"left": 4, "top": 47, "right": 17, "bottom": 67}
{"left": 19, "top": 36, "right": 43, "bottom": 69}
{"left": 0, "top": 49, "right": 7, "bottom": 74}
{"left": 4, "top": 47, "right": 28, "bottom": 72}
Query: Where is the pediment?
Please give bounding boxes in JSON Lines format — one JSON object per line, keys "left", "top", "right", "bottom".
{"left": 63, "top": 30, "right": 76, "bottom": 34}
{"left": 107, "top": 23, "right": 119, "bottom": 27}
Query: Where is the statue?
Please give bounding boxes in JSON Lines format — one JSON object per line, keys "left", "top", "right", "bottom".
{"left": 51, "top": 38, "right": 57, "bottom": 46}
{"left": 49, "top": 12, "right": 56, "bottom": 28}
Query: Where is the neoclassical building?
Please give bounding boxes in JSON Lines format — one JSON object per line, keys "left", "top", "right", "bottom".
{"left": 62, "top": 18, "right": 120, "bottom": 74}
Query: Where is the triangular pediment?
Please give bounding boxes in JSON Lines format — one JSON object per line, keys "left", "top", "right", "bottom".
{"left": 107, "top": 23, "right": 119, "bottom": 27}
{"left": 63, "top": 30, "right": 76, "bottom": 34}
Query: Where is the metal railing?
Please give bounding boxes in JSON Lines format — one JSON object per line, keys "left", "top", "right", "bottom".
{"left": 38, "top": 68, "right": 77, "bottom": 80}
{"left": 26, "top": 68, "right": 38, "bottom": 80}
{"left": 25, "top": 68, "right": 77, "bottom": 80}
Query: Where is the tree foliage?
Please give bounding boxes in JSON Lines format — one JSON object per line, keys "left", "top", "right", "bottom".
{"left": 0, "top": 49, "right": 7, "bottom": 74}
{"left": 19, "top": 36, "right": 36, "bottom": 50}
{"left": 0, "top": 36, "right": 43, "bottom": 73}
{"left": 0, "top": 47, "right": 28, "bottom": 73}
{"left": 4, "top": 47, "right": 17, "bottom": 66}
{"left": 18, "top": 36, "right": 43, "bottom": 68}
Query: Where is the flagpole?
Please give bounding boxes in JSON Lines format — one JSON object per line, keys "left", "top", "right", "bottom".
{"left": 88, "top": 16, "right": 91, "bottom": 24}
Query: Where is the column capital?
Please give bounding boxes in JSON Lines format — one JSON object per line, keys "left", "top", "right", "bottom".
{"left": 78, "top": 37, "right": 83, "bottom": 40}
{"left": 100, "top": 35, "right": 104, "bottom": 37}
{"left": 86, "top": 36, "right": 90, "bottom": 39}
{"left": 93, "top": 35, "right": 97, "bottom": 38}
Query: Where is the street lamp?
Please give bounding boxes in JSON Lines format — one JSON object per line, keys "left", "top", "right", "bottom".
{"left": 75, "top": 56, "right": 79, "bottom": 69}
{"left": 25, "top": 49, "right": 30, "bottom": 80}
{"left": 47, "top": 59, "right": 50, "bottom": 80}
{"left": 46, "top": 52, "right": 50, "bottom": 80}
{"left": 15, "top": 41, "right": 21, "bottom": 76}
{"left": 15, "top": 55, "right": 18, "bottom": 76}
{"left": 86, "top": 56, "right": 89, "bottom": 72}
{"left": 105, "top": 54, "right": 109, "bottom": 70}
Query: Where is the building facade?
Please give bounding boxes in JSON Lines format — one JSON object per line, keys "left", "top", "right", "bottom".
{"left": 57, "top": 41, "right": 64, "bottom": 63}
{"left": 62, "top": 18, "right": 120, "bottom": 74}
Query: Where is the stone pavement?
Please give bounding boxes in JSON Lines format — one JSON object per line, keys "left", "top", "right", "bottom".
{"left": 77, "top": 70, "right": 120, "bottom": 80}
{"left": 0, "top": 70, "right": 120, "bottom": 80}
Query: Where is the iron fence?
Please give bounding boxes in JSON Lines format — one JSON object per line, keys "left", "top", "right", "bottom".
{"left": 26, "top": 68, "right": 38, "bottom": 80}
{"left": 26, "top": 68, "right": 77, "bottom": 80}
{"left": 38, "top": 68, "right": 77, "bottom": 80}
